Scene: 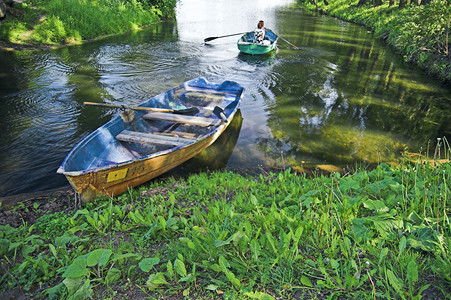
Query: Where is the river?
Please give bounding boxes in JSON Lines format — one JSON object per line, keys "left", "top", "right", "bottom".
{"left": 0, "top": 0, "right": 450, "bottom": 197}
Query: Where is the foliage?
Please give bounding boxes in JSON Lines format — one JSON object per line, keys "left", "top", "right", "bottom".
{"left": 299, "top": 0, "right": 451, "bottom": 83}
{"left": 1, "top": 157, "right": 450, "bottom": 298}
{"left": 0, "top": 0, "right": 176, "bottom": 45}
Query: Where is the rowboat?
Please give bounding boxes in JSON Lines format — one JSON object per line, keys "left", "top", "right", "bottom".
{"left": 57, "top": 77, "right": 244, "bottom": 201}
{"left": 237, "top": 30, "right": 279, "bottom": 55}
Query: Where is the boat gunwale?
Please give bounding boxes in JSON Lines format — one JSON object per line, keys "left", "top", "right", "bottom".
{"left": 57, "top": 81, "right": 244, "bottom": 177}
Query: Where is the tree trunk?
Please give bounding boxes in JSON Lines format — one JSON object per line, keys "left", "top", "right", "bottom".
{"left": 373, "top": 0, "right": 383, "bottom": 6}
{"left": 399, "top": 0, "right": 408, "bottom": 8}
{"left": 411, "top": 0, "right": 419, "bottom": 5}
{"left": 357, "top": 0, "right": 367, "bottom": 6}
{"left": 389, "top": 0, "right": 395, "bottom": 6}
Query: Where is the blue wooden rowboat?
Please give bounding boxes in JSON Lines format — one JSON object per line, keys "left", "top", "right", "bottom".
{"left": 57, "top": 77, "right": 244, "bottom": 201}
{"left": 237, "top": 30, "right": 279, "bottom": 55}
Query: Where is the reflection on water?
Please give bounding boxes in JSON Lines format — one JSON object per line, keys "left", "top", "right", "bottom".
{"left": 165, "top": 110, "right": 243, "bottom": 177}
{"left": 0, "top": 0, "right": 449, "bottom": 197}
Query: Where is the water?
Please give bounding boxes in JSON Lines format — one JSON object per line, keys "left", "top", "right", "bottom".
{"left": 0, "top": 0, "right": 450, "bottom": 197}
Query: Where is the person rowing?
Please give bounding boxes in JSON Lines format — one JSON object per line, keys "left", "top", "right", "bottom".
{"left": 253, "top": 20, "right": 267, "bottom": 44}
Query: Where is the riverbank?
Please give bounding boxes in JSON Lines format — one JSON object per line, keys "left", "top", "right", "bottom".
{"left": 298, "top": 0, "right": 451, "bottom": 84}
{"left": 1, "top": 158, "right": 450, "bottom": 299}
{"left": 0, "top": 0, "right": 176, "bottom": 51}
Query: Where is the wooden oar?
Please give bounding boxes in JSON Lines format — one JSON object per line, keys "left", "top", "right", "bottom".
{"left": 83, "top": 102, "right": 199, "bottom": 115}
{"left": 204, "top": 32, "right": 247, "bottom": 43}
{"left": 278, "top": 36, "right": 300, "bottom": 50}
{"left": 268, "top": 29, "right": 300, "bottom": 50}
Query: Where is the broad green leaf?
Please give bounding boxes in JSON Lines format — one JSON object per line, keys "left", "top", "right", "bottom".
{"left": 265, "top": 232, "right": 277, "bottom": 254}
{"left": 179, "top": 237, "right": 195, "bottom": 249}
{"left": 22, "top": 244, "right": 37, "bottom": 257}
{"left": 63, "top": 276, "right": 84, "bottom": 294}
{"left": 250, "top": 194, "right": 258, "bottom": 206}
{"left": 55, "top": 233, "right": 81, "bottom": 247}
{"left": 71, "top": 209, "right": 89, "bottom": 220}
{"left": 387, "top": 269, "right": 404, "bottom": 295}
{"left": 407, "top": 260, "right": 418, "bottom": 284}
{"left": 174, "top": 259, "right": 187, "bottom": 277}
{"left": 166, "top": 260, "right": 174, "bottom": 277}
{"left": 0, "top": 239, "right": 9, "bottom": 256}
{"left": 139, "top": 257, "right": 160, "bottom": 272}
{"left": 158, "top": 216, "right": 167, "bottom": 231}
{"left": 206, "top": 284, "right": 218, "bottom": 291}
{"left": 363, "top": 199, "right": 389, "bottom": 213}
{"left": 105, "top": 268, "right": 121, "bottom": 285}
{"left": 226, "top": 271, "right": 241, "bottom": 289}
{"left": 87, "top": 249, "right": 112, "bottom": 267}
{"left": 146, "top": 273, "right": 169, "bottom": 289}
{"left": 330, "top": 259, "right": 339, "bottom": 270}
{"left": 301, "top": 275, "right": 313, "bottom": 287}
{"left": 214, "top": 235, "right": 234, "bottom": 248}
{"left": 209, "top": 263, "right": 222, "bottom": 272}
{"left": 49, "top": 244, "right": 58, "bottom": 258}
{"left": 111, "top": 253, "right": 140, "bottom": 262}
{"left": 219, "top": 256, "right": 232, "bottom": 270}
{"left": 8, "top": 242, "right": 22, "bottom": 252}
{"left": 179, "top": 274, "right": 196, "bottom": 284}
{"left": 351, "top": 259, "right": 358, "bottom": 272}
{"left": 398, "top": 236, "right": 407, "bottom": 257}
{"left": 62, "top": 258, "right": 89, "bottom": 278}
{"left": 244, "top": 291, "right": 275, "bottom": 300}
{"left": 250, "top": 239, "right": 260, "bottom": 261}
{"left": 72, "top": 278, "right": 92, "bottom": 299}
{"left": 379, "top": 248, "right": 388, "bottom": 265}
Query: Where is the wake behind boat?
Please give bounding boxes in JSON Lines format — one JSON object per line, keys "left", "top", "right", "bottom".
{"left": 57, "top": 77, "right": 244, "bottom": 201}
{"left": 237, "top": 30, "right": 279, "bottom": 55}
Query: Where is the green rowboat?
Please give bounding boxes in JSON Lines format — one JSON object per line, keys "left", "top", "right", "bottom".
{"left": 237, "top": 31, "right": 279, "bottom": 55}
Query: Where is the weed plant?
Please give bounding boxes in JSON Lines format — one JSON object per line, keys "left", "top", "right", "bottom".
{"left": 0, "top": 0, "right": 175, "bottom": 45}
{"left": 0, "top": 146, "right": 450, "bottom": 298}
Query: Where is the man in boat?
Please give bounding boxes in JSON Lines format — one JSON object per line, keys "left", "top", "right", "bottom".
{"left": 254, "top": 20, "right": 267, "bottom": 44}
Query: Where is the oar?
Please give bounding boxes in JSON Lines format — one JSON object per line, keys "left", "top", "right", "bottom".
{"left": 268, "top": 29, "right": 300, "bottom": 50}
{"left": 213, "top": 106, "right": 227, "bottom": 122}
{"left": 83, "top": 102, "right": 199, "bottom": 115}
{"left": 204, "top": 32, "right": 247, "bottom": 43}
{"left": 278, "top": 36, "right": 300, "bottom": 50}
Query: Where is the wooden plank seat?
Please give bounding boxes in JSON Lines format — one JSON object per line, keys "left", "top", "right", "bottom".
{"left": 143, "top": 111, "right": 222, "bottom": 127}
{"left": 116, "top": 130, "right": 193, "bottom": 147}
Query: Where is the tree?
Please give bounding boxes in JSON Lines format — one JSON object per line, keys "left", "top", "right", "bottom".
{"left": 399, "top": 0, "right": 408, "bottom": 8}
{"left": 357, "top": 0, "right": 367, "bottom": 6}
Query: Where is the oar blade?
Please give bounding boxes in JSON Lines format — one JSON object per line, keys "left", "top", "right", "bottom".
{"left": 204, "top": 36, "right": 218, "bottom": 42}
{"left": 173, "top": 107, "right": 200, "bottom": 115}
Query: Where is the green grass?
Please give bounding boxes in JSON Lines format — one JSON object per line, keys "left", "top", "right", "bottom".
{"left": 0, "top": 0, "right": 175, "bottom": 46}
{"left": 0, "top": 149, "right": 450, "bottom": 298}
{"left": 298, "top": 0, "right": 451, "bottom": 83}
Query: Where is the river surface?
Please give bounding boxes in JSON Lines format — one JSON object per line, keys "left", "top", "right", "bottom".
{"left": 0, "top": 0, "right": 450, "bottom": 197}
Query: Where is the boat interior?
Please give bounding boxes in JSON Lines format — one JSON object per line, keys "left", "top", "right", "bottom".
{"left": 64, "top": 85, "right": 240, "bottom": 172}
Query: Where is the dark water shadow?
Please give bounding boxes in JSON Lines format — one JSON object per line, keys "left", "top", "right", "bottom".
{"left": 161, "top": 109, "right": 244, "bottom": 179}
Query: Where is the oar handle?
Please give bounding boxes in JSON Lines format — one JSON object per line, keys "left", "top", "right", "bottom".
{"left": 204, "top": 32, "right": 247, "bottom": 42}
{"left": 83, "top": 102, "right": 174, "bottom": 112}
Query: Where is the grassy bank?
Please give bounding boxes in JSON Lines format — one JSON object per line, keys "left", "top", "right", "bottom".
{"left": 1, "top": 155, "right": 450, "bottom": 298}
{"left": 298, "top": 0, "right": 451, "bottom": 83}
{"left": 0, "top": 0, "right": 175, "bottom": 48}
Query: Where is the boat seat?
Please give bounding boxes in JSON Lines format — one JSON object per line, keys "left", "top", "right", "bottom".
{"left": 143, "top": 111, "right": 222, "bottom": 127}
{"left": 116, "top": 130, "right": 192, "bottom": 147}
